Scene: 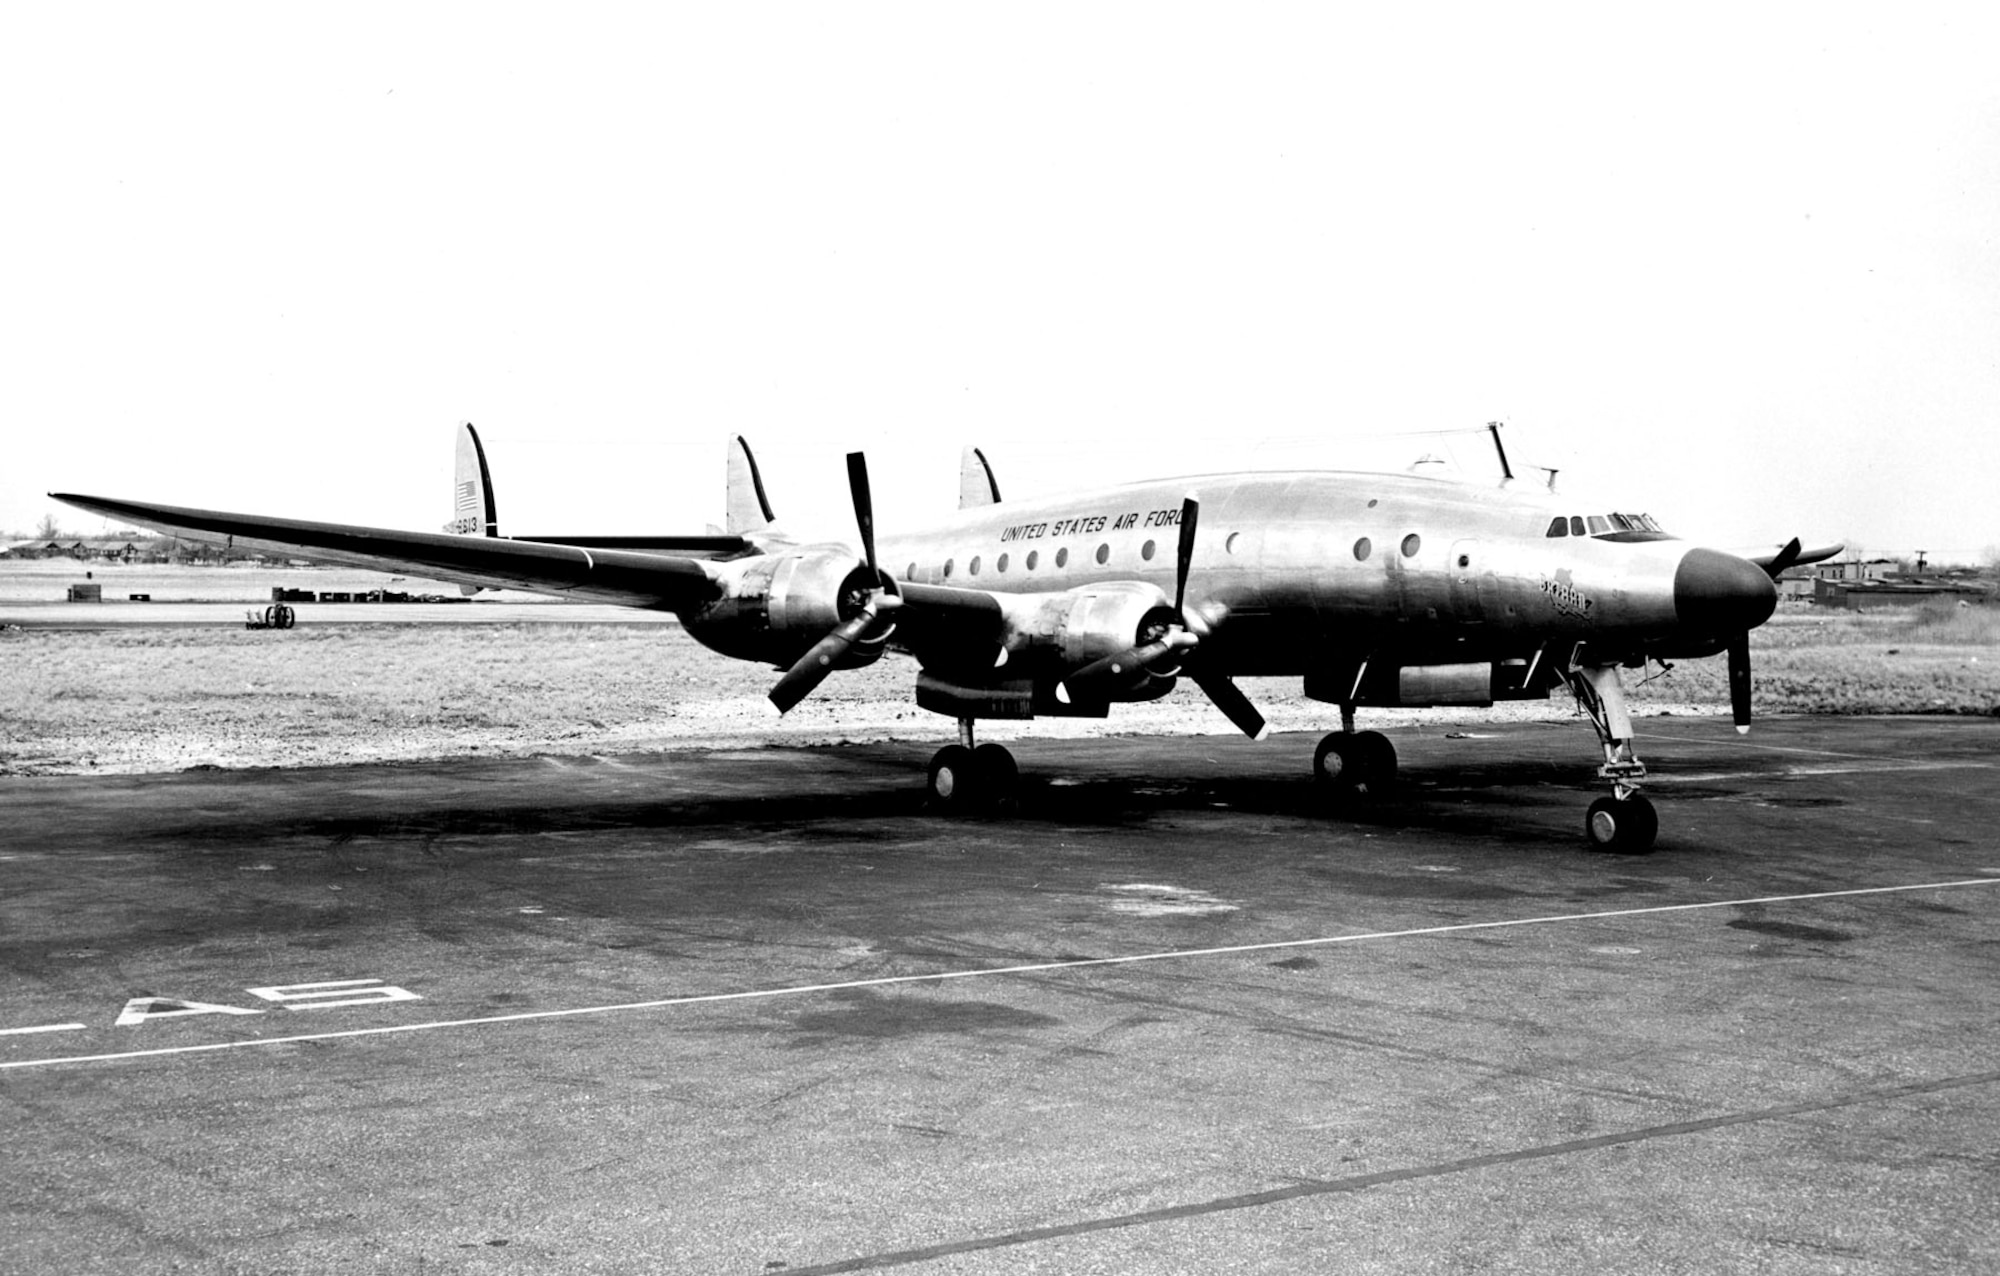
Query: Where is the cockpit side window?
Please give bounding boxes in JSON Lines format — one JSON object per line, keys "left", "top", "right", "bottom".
{"left": 1546, "top": 516, "right": 1569, "bottom": 537}
{"left": 1569, "top": 516, "right": 1585, "bottom": 536}
{"left": 1586, "top": 515, "right": 1610, "bottom": 534}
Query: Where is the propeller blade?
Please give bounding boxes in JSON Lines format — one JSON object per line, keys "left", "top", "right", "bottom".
{"left": 1173, "top": 495, "right": 1199, "bottom": 616}
{"left": 1193, "top": 671, "right": 1269, "bottom": 740}
{"left": 1061, "top": 632, "right": 1197, "bottom": 698}
{"left": 1761, "top": 537, "right": 1803, "bottom": 580}
{"left": 769, "top": 606, "right": 878, "bottom": 714}
{"left": 1726, "top": 631, "right": 1753, "bottom": 734}
{"left": 845, "top": 452, "right": 877, "bottom": 573}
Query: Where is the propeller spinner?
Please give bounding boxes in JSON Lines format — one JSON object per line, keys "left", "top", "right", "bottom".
{"left": 768, "top": 453, "right": 900, "bottom": 714}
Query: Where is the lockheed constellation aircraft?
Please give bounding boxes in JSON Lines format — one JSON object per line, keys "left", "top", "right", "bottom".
{"left": 55, "top": 424, "right": 1833, "bottom": 853}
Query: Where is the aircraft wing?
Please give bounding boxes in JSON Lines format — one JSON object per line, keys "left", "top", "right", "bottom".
{"left": 50, "top": 493, "right": 722, "bottom": 612}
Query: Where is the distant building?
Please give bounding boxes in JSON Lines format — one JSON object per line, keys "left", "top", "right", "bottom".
{"left": 1814, "top": 577, "right": 1991, "bottom": 609}
{"left": 1, "top": 536, "right": 174, "bottom": 563}
{"left": 1777, "top": 556, "right": 1898, "bottom": 600}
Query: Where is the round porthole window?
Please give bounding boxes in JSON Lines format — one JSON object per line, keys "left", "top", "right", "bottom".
{"left": 1141, "top": 539, "right": 1156, "bottom": 561}
{"left": 1457, "top": 553, "right": 1471, "bottom": 568}
{"left": 1225, "top": 532, "right": 1240, "bottom": 554}
{"left": 996, "top": 553, "right": 1009, "bottom": 573}
{"left": 1095, "top": 543, "right": 1110, "bottom": 565}
{"left": 1353, "top": 537, "right": 1372, "bottom": 561}
{"left": 943, "top": 558, "right": 955, "bottom": 577}
{"left": 1055, "top": 548, "right": 1069, "bottom": 568}
{"left": 1401, "top": 534, "right": 1421, "bottom": 558}
{"left": 906, "top": 562, "right": 917, "bottom": 579}
{"left": 1026, "top": 550, "right": 1039, "bottom": 570}
{"left": 969, "top": 556, "right": 981, "bottom": 576}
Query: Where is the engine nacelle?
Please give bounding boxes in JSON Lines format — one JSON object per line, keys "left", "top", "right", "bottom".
{"left": 1010, "top": 581, "right": 1183, "bottom": 702}
{"left": 682, "top": 550, "right": 892, "bottom": 668}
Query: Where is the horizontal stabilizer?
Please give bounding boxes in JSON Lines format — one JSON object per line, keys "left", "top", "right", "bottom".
{"left": 501, "top": 533, "right": 752, "bottom": 555}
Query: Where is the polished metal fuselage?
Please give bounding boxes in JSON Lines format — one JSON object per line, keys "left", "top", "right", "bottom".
{"left": 876, "top": 469, "right": 1690, "bottom": 677}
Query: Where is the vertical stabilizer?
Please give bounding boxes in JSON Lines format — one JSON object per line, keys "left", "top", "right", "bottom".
{"left": 725, "top": 435, "right": 777, "bottom": 534}
{"left": 959, "top": 446, "right": 1001, "bottom": 509}
{"left": 447, "top": 423, "right": 500, "bottom": 537}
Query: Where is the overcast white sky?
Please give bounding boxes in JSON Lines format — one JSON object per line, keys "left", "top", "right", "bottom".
{"left": 6, "top": 5, "right": 1997, "bottom": 560}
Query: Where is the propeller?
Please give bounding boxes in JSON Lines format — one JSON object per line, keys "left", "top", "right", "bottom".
{"left": 1762, "top": 536, "right": 1803, "bottom": 581}
{"left": 768, "top": 453, "right": 900, "bottom": 714}
{"left": 1061, "top": 496, "right": 1269, "bottom": 739}
{"left": 1726, "top": 631, "right": 1753, "bottom": 734}
{"left": 1720, "top": 537, "right": 1799, "bottom": 734}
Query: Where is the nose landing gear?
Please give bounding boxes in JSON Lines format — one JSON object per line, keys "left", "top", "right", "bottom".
{"left": 1566, "top": 661, "right": 1658, "bottom": 854}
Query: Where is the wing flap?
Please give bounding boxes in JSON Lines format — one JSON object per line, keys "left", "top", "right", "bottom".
{"left": 51, "top": 493, "right": 720, "bottom": 612}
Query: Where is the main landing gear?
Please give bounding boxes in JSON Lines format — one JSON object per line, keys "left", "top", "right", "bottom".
{"left": 1312, "top": 705, "right": 1398, "bottom": 798}
{"left": 1565, "top": 662, "right": 1658, "bottom": 854}
{"left": 926, "top": 719, "right": 1018, "bottom": 811}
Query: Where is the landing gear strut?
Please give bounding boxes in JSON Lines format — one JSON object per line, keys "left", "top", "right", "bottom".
{"left": 926, "top": 719, "right": 1017, "bottom": 811}
{"left": 1313, "top": 704, "right": 1397, "bottom": 798}
{"left": 1566, "top": 662, "right": 1657, "bottom": 853}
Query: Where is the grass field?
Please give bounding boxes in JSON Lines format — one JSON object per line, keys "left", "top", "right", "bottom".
{"left": 5, "top": 594, "right": 1997, "bottom": 776}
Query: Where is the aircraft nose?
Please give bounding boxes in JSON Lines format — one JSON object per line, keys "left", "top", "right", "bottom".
{"left": 1674, "top": 548, "right": 1776, "bottom": 633}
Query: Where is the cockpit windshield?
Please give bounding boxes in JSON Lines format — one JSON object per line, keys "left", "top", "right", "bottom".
{"left": 1544, "top": 512, "right": 1674, "bottom": 540}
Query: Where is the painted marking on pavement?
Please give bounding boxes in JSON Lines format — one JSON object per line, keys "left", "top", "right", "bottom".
{"left": 0, "top": 1023, "right": 86, "bottom": 1036}
{"left": 5, "top": 876, "right": 1996, "bottom": 1072}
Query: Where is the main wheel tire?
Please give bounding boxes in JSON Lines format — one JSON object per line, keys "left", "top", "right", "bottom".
{"left": 927, "top": 745, "right": 977, "bottom": 809}
{"left": 1313, "top": 733, "right": 1358, "bottom": 795}
{"left": 971, "top": 743, "right": 1018, "bottom": 808}
{"left": 1353, "top": 730, "right": 1397, "bottom": 794}
{"left": 1585, "top": 794, "right": 1658, "bottom": 854}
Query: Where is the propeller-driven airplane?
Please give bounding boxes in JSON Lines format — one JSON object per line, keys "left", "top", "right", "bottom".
{"left": 54, "top": 424, "right": 1835, "bottom": 853}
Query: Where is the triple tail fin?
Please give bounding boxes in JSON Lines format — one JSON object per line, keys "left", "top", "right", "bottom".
{"left": 447, "top": 422, "right": 500, "bottom": 536}
{"left": 959, "top": 446, "right": 1001, "bottom": 509}
{"left": 443, "top": 422, "right": 759, "bottom": 559}
{"left": 726, "top": 435, "right": 777, "bottom": 535}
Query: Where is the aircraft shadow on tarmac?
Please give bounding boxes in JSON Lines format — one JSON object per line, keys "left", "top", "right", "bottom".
{"left": 146, "top": 747, "right": 1784, "bottom": 857}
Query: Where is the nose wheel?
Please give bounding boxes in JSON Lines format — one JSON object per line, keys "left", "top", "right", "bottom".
{"left": 1585, "top": 793, "right": 1658, "bottom": 853}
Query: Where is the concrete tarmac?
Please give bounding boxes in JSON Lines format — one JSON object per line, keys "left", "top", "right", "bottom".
{"left": 3, "top": 716, "right": 1997, "bottom": 1274}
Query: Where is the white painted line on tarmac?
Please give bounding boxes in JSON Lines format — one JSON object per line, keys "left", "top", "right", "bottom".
{"left": 1, "top": 1023, "right": 86, "bottom": 1036}
{"left": 1707, "top": 735, "right": 1991, "bottom": 765}
{"left": 1659, "top": 761, "right": 1994, "bottom": 784}
{"left": 7, "top": 876, "right": 1998, "bottom": 1073}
